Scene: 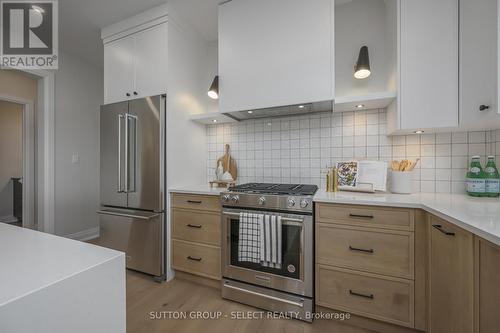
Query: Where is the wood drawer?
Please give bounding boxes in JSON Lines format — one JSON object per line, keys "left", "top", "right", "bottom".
{"left": 316, "top": 265, "right": 414, "bottom": 328}
{"left": 172, "top": 240, "right": 221, "bottom": 280}
{"left": 316, "top": 224, "right": 414, "bottom": 279}
{"left": 316, "top": 203, "right": 414, "bottom": 231}
{"left": 172, "top": 209, "right": 221, "bottom": 246}
{"left": 171, "top": 193, "right": 220, "bottom": 212}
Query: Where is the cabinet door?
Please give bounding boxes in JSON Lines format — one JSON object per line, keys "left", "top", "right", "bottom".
{"left": 475, "top": 237, "right": 500, "bottom": 333}
{"left": 218, "top": 0, "right": 334, "bottom": 113}
{"left": 429, "top": 216, "right": 474, "bottom": 333}
{"left": 134, "top": 23, "right": 168, "bottom": 99}
{"left": 399, "top": 0, "right": 459, "bottom": 131}
{"left": 104, "top": 35, "right": 135, "bottom": 104}
{"left": 459, "top": 0, "right": 499, "bottom": 130}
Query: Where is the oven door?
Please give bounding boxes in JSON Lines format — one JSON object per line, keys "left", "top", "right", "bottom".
{"left": 221, "top": 208, "right": 313, "bottom": 297}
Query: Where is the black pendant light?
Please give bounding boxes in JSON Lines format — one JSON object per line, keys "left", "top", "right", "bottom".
{"left": 354, "top": 46, "right": 371, "bottom": 79}
{"left": 207, "top": 75, "right": 219, "bottom": 99}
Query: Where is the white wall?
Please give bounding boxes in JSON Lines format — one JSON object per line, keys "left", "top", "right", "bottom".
{"left": 335, "top": 0, "right": 393, "bottom": 97}
{"left": 54, "top": 52, "right": 103, "bottom": 237}
{"left": 166, "top": 21, "right": 209, "bottom": 189}
{"left": 0, "top": 101, "right": 23, "bottom": 219}
{"left": 204, "top": 40, "right": 219, "bottom": 114}
{"left": 165, "top": 15, "right": 210, "bottom": 280}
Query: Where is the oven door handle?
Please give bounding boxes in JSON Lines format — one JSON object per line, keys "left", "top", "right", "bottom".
{"left": 223, "top": 282, "right": 304, "bottom": 308}
{"left": 222, "top": 211, "right": 304, "bottom": 223}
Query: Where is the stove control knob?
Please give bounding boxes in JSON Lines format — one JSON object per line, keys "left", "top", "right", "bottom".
{"left": 258, "top": 197, "right": 266, "bottom": 205}
{"left": 231, "top": 195, "right": 240, "bottom": 203}
{"left": 222, "top": 194, "right": 231, "bottom": 202}
{"left": 287, "top": 198, "right": 295, "bottom": 207}
{"left": 300, "top": 199, "right": 309, "bottom": 208}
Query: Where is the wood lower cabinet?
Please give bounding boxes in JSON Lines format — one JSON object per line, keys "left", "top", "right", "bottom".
{"left": 428, "top": 216, "right": 474, "bottom": 333}
{"left": 315, "top": 203, "right": 421, "bottom": 330}
{"left": 317, "top": 265, "right": 414, "bottom": 327}
{"left": 171, "top": 193, "right": 221, "bottom": 280}
{"left": 475, "top": 237, "right": 500, "bottom": 333}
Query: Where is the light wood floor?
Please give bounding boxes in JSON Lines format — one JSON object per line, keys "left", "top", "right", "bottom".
{"left": 127, "top": 271, "right": 375, "bottom": 333}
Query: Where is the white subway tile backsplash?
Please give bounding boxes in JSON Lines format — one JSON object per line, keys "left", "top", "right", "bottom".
{"left": 468, "top": 131, "right": 486, "bottom": 144}
{"left": 421, "top": 134, "right": 436, "bottom": 145}
{"left": 436, "top": 132, "right": 452, "bottom": 144}
{"left": 452, "top": 132, "right": 468, "bottom": 144}
{"left": 436, "top": 156, "right": 452, "bottom": 169}
{"left": 205, "top": 109, "right": 498, "bottom": 193}
{"left": 452, "top": 144, "right": 469, "bottom": 156}
{"left": 421, "top": 145, "right": 436, "bottom": 157}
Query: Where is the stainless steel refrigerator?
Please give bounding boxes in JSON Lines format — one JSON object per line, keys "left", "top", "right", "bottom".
{"left": 97, "top": 95, "right": 166, "bottom": 280}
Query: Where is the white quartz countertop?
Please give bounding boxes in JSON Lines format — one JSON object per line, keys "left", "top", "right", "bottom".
{"left": 169, "top": 185, "right": 225, "bottom": 196}
{"left": 0, "top": 223, "right": 124, "bottom": 307}
{"left": 314, "top": 190, "right": 500, "bottom": 246}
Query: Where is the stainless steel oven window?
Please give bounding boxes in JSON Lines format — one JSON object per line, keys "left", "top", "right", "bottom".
{"left": 221, "top": 208, "right": 313, "bottom": 297}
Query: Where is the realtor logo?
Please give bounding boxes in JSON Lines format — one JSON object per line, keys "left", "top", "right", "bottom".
{"left": 0, "top": 0, "right": 58, "bottom": 68}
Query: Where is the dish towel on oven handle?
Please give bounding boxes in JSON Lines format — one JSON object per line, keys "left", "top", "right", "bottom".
{"left": 237, "top": 212, "right": 263, "bottom": 263}
{"left": 260, "top": 215, "right": 282, "bottom": 269}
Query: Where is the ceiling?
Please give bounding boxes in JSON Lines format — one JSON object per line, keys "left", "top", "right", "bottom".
{"left": 59, "top": 0, "right": 221, "bottom": 68}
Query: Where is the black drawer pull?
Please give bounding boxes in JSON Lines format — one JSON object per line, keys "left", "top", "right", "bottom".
{"left": 349, "top": 213, "right": 374, "bottom": 219}
{"left": 187, "top": 200, "right": 202, "bottom": 204}
{"left": 187, "top": 224, "right": 202, "bottom": 229}
{"left": 187, "top": 256, "right": 202, "bottom": 262}
{"left": 349, "top": 246, "right": 374, "bottom": 254}
{"left": 432, "top": 224, "right": 455, "bottom": 236}
{"left": 349, "top": 289, "right": 374, "bottom": 299}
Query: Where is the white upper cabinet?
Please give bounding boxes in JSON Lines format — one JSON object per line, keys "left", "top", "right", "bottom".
{"left": 459, "top": 0, "right": 500, "bottom": 130}
{"left": 388, "top": 0, "right": 459, "bottom": 134}
{"left": 103, "top": 22, "right": 167, "bottom": 104}
{"left": 133, "top": 24, "right": 168, "bottom": 100}
{"left": 218, "top": 0, "right": 335, "bottom": 113}
{"left": 104, "top": 35, "right": 135, "bottom": 104}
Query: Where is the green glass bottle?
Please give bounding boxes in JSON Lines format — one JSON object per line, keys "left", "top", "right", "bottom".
{"left": 484, "top": 156, "right": 500, "bottom": 197}
{"left": 466, "top": 156, "right": 486, "bottom": 197}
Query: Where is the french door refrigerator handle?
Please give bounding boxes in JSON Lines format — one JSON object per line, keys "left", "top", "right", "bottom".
{"left": 124, "top": 113, "right": 129, "bottom": 193}
{"left": 117, "top": 114, "right": 124, "bottom": 193}
{"left": 127, "top": 113, "right": 138, "bottom": 193}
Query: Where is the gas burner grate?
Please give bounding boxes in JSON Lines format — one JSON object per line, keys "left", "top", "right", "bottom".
{"left": 228, "top": 183, "right": 318, "bottom": 196}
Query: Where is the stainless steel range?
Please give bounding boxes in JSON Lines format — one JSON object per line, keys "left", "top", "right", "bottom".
{"left": 220, "top": 183, "right": 318, "bottom": 321}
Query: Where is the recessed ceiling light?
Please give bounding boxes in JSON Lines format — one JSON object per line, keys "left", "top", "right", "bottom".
{"left": 298, "top": 105, "right": 305, "bottom": 109}
{"left": 414, "top": 130, "right": 424, "bottom": 134}
{"left": 356, "top": 104, "right": 365, "bottom": 108}
{"left": 212, "top": 119, "right": 218, "bottom": 123}
{"left": 247, "top": 111, "right": 253, "bottom": 114}
{"left": 267, "top": 122, "right": 272, "bottom": 126}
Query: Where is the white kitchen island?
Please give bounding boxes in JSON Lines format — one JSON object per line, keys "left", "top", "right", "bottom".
{"left": 0, "top": 223, "right": 125, "bottom": 333}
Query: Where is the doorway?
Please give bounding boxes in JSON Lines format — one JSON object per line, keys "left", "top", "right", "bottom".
{"left": 0, "top": 70, "right": 37, "bottom": 230}
{"left": 0, "top": 69, "right": 55, "bottom": 233}
{"left": 0, "top": 98, "right": 35, "bottom": 229}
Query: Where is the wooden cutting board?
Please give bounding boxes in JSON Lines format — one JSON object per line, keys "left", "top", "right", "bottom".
{"left": 217, "top": 144, "right": 237, "bottom": 181}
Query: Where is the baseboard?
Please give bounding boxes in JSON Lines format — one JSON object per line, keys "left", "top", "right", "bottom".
{"left": 64, "top": 227, "right": 100, "bottom": 242}
{"left": 0, "top": 215, "right": 18, "bottom": 223}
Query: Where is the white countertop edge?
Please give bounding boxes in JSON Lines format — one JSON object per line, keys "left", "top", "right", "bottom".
{"left": 0, "top": 252, "right": 124, "bottom": 308}
{"left": 312, "top": 197, "right": 422, "bottom": 209}
{"left": 168, "top": 186, "right": 224, "bottom": 196}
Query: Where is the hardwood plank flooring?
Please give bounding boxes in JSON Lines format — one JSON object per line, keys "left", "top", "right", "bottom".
{"left": 126, "top": 271, "right": 374, "bottom": 333}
